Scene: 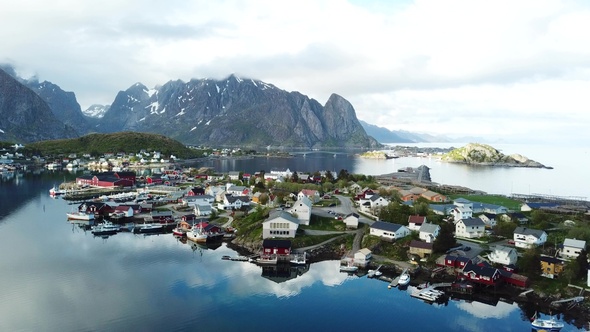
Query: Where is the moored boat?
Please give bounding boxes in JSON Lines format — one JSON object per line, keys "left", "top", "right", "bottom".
{"left": 66, "top": 211, "right": 95, "bottom": 221}
{"left": 255, "top": 255, "right": 278, "bottom": 265}
{"left": 133, "top": 223, "right": 164, "bottom": 234}
{"left": 340, "top": 262, "right": 358, "bottom": 272}
{"left": 49, "top": 185, "right": 66, "bottom": 196}
{"left": 91, "top": 221, "right": 121, "bottom": 236}
{"left": 186, "top": 222, "right": 224, "bottom": 243}
{"left": 398, "top": 269, "right": 410, "bottom": 286}
{"left": 531, "top": 312, "right": 564, "bottom": 331}
{"left": 172, "top": 221, "right": 192, "bottom": 237}
{"left": 290, "top": 252, "right": 307, "bottom": 265}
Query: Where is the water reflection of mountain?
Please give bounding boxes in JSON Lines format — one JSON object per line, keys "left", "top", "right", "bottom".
{"left": 0, "top": 171, "right": 68, "bottom": 221}
{"left": 261, "top": 263, "right": 310, "bottom": 283}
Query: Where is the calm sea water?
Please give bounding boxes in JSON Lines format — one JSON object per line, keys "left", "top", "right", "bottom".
{"left": 197, "top": 143, "right": 589, "bottom": 199}
{"left": 0, "top": 172, "right": 585, "bottom": 331}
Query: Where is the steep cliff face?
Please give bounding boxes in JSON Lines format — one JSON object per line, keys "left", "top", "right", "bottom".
{"left": 441, "top": 143, "right": 550, "bottom": 168}
{"left": 24, "top": 80, "right": 92, "bottom": 134}
{"left": 0, "top": 69, "right": 78, "bottom": 143}
{"left": 99, "top": 75, "right": 380, "bottom": 148}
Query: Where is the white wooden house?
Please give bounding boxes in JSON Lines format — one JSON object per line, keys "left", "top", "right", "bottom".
{"left": 262, "top": 212, "right": 299, "bottom": 239}
{"left": 488, "top": 245, "right": 518, "bottom": 265}
{"left": 370, "top": 221, "right": 410, "bottom": 241}
{"left": 343, "top": 213, "right": 359, "bottom": 229}
{"left": 408, "top": 215, "right": 427, "bottom": 231}
{"left": 455, "top": 217, "right": 485, "bottom": 239}
{"left": 513, "top": 227, "right": 547, "bottom": 249}
{"left": 419, "top": 223, "right": 440, "bottom": 243}
{"left": 354, "top": 248, "right": 373, "bottom": 266}
{"left": 288, "top": 196, "right": 312, "bottom": 226}
{"left": 298, "top": 189, "right": 320, "bottom": 204}
{"left": 560, "top": 238, "right": 586, "bottom": 260}
{"left": 452, "top": 206, "right": 473, "bottom": 222}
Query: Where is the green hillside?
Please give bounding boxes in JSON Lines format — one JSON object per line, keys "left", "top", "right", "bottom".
{"left": 25, "top": 132, "right": 204, "bottom": 158}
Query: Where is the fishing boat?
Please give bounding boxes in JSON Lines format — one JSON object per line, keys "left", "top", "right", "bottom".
{"left": 186, "top": 222, "right": 224, "bottom": 243}
{"left": 91, "top": 221, "right": 121, "bottom": 236}
{"left": 172, "top": 221, "right": 192, "bottom": 236}
{"left": 66, "top": 211, "right": 95, "bottom": 221}
{"left": 531, "top": 312, "right": 564, "bottom": 331}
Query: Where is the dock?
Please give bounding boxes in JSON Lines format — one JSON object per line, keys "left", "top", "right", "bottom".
{"left": 387, "top": 276, "right": 400, "bottom": 289}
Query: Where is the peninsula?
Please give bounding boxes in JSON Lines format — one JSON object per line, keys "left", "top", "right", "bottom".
{"left": 441, "top": 143, "right": 552, "bottom": 168}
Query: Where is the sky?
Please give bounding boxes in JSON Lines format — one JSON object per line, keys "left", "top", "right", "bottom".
{"left": 1, "top": 0, "right": 589, "bottom": 144}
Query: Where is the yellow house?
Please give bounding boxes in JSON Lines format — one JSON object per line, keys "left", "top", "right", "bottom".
{"left": 540, "top": 255, "right": 566, "bottom": 279}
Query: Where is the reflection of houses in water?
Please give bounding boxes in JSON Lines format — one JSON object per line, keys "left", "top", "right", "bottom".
{"left": 261, "top": 263, "right": 309, "bottom": 283}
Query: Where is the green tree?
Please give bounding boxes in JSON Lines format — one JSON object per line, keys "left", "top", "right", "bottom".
{"left": 575, "top": 249, "right": 588, "bottom": 279}
{"left": 259, "top": 193, "right": 270, "bottom": 205}
{"left": 493, "top": 220, "right": 517, "bottom": 239}
{"left": 337, "top": 169, "right": 350, "bottom": 181}
{"left": 433, "top": 223, "right": 456, "bottom": 253}
{"left": 518, "top": 247, "right": 541, "bottom": 281}
{"left": 413, "top": 202, "right": 429, "bottom": 216}
{"left": 291, "top": 171, "right": 299, "bottom": 183}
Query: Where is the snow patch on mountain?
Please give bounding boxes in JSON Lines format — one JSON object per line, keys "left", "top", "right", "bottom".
{"left": 82, "top": 104, "right": 110, "bottom": 118}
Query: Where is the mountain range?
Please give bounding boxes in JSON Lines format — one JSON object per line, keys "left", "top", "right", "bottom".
{"left": 0, "top": 64, "right": 483, "bottom": 146}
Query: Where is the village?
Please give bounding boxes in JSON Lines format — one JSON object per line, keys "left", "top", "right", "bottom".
{"left": 28, "top": 147, "right": 589, "bottom": 325}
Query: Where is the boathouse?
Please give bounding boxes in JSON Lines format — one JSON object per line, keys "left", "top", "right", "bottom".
{"left": 262, "top": 239, "right": 291, "bottom": 257}
{"left": 461, "top": 261, "right": 501, "bottom": 286}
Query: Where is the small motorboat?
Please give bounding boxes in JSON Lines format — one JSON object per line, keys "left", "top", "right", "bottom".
{"left": 398, "top": 270, "right": 410, "bottom": 286}
{"left": 531, "top": 312, "right": 564, "bottom": 331}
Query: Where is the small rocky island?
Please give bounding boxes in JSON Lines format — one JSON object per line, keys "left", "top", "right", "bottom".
{"left": 441, "top": 143, "right": 552, "bottom": 169}
{"left": 359, "top": 150, "right": 396, "bottom": 159}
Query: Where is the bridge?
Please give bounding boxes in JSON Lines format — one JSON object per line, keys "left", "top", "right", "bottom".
{"left": 288, "top": 151, "right": 355, "bottom": 157}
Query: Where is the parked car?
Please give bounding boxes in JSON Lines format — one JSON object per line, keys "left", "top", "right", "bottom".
{"left": 508, "top": 239, "right": 515, "bottom": 245}
{"left": 463, "top": 246, "right": 471, "bottom": 251}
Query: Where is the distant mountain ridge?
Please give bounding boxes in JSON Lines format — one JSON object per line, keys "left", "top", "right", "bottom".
{"left": 99, "top": 75, "right": 380, "bottom": 148}
{"left": 359, "top": 120, "right": 488, "bottom": 144}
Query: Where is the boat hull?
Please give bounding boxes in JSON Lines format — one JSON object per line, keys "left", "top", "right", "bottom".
{"left": 67, "top": 213, "right": 95, "bottom": 221}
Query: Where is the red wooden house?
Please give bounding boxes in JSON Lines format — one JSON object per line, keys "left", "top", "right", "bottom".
{"left": 442, "top": 255, "right": 471, "bottom": 269}
{"left": 499, "top": 270, "right": 530, "bottom": 288}
{"left": 461, "top": 261, "right": 501, "bottom": 286}
{"left": 262, "top": 239, "right": 291, "bottom": 257}
{"left": 76, "top": 174, "right": 133, "bottom": 188}
{"left": 78, "top": 202, "right": 114, "bottom": 217}
{"left": 181, "top": 214, "right": 197, "bottom": 222}
{"left": 146, "top": 174, "right": 163, "bottom": 185}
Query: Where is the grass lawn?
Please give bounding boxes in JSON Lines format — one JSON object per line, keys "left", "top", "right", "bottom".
{"left": 450, "top": 194, "right": 522, "bottom": 211}
{"left": 291, "top": 233, "right": 349, "bottom": 248}
{"left": 300, "top": 215, "right": 346, "bottom": 231}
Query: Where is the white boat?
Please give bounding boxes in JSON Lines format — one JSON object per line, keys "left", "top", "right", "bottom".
{"left": 91, "top": 221, "right": 121, "bottom": 236}
{"left": 49, "top": 185, "right": 66, "bottom": 196}
{"left": 255, "top": 255, "right": 278, "bottom": 265}
{"left": 340, "top": 262, "right": 358, "bottom": 272}
{"left": 66, "top": 211, "right": 95, "bottom": 221}
{"left": 133, "top": 223, "right": 163, "bottom": 234}
{"left": 531, "top": 312, "right": 564, "bottom": 330}
{"left": 398, "top": 270, "right": 410, "bottom": 286}
{"left": 290, "top": 252, "right": 307, "bottom": 265}
{"left": 186, "top": 226, "right": 207, "bottom": 243}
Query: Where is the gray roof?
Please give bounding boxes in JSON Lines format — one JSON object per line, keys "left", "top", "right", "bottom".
{"left": 371, "top": 221, "right": 405, "bottom": 232}
{"left": 267, "top": 211, "right": 299, "bottom": 224}
{"left": 514, "top": 227, "right": 546, "bottom": 238}
{"left": 419, "top": 223, "right": 440, "bottom": 234}
{"left": 460, "top": 217, "right": 485, "bottom": 227}
{"left": 564, "top": 238, "right": 586, "bottom": 249}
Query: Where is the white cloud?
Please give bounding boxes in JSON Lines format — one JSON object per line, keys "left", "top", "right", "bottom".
{"left": 0, "top": 0, "right": 589, "bottom": 143}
